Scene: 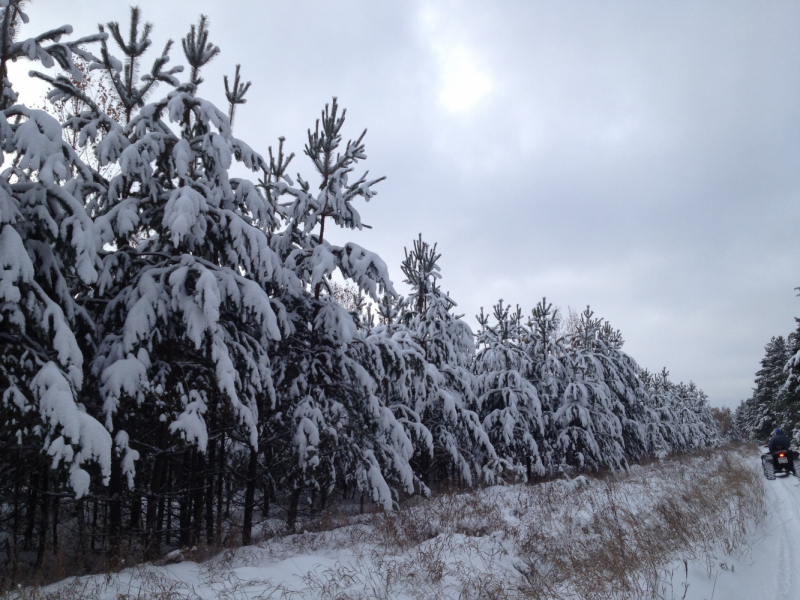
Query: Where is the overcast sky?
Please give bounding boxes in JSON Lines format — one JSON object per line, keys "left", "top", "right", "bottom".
{"left": 13, "top": 0, "right": 800, "bottom": 409}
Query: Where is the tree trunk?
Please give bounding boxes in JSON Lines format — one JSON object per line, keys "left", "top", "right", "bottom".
{"left": 192, "top": 450, "right": 204, "bottom": 545}
{"left": 287, "top": 487, "right": 302, "bottom": 534}
{"left": 12, "top": 451, "right": 20, "bottom": 551}
{"left": 216, "top": 433, "right": 225, "bottom": 543}
{"left": 101, "top": 496, "right": 108, "bottom": 555}
{"left": 158, "top": 461, "right": 169, "bottom": 551}
{"left": 164, "top": 463, "right": 172, "bottom": 548}
{"left": 225, "top": 475, "right": 232, "bottom": 519}
{"left": 51, "top": 495, "right": 59, "bottom": 555}
{"left": 35, "top": 466, "right": 49, "bottom": 570}
{"left": 146, "top": 448, "right": 167, "bottom": 558}
{"left": 108, "top": 452, "right": 123, "bottom": 564}
{"left": 76, "top": 499, "right": 86, "bottom": 569}
{"left": 242, "top": 447, "right": 258, "bottom": 545}
{"left": 24, "top": 470, "right": 38, "bottom": 550}
{"left": 205, "top": 438, "right": 215, "bottom": 544}
{"left": 91, "top": 495, "right": 99, "bottom": 553}
{"left": 179, "top": 451, "right": 191, "bottom": 546}
{"left": 129, "top": 494, "right": 141, "bottom": 531}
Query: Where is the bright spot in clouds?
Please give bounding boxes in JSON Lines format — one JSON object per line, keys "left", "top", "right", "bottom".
{"left": 420, "top": 4, "right": 493, "bottom": 114}
{"left": 436, "top": 44, "right": 493, "bottom": 113}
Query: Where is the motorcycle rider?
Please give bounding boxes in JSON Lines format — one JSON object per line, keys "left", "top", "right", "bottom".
{"left": 768, "top": 428, "right": 792, "bottom": 453}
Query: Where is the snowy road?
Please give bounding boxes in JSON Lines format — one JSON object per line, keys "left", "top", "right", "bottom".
{"left": 680, "top": 451, "right": 800, "bottom": 600}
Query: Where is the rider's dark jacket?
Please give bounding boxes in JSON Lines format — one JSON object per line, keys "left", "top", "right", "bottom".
{"left": 768, "top": 433, "right": 792, "bottom": 453}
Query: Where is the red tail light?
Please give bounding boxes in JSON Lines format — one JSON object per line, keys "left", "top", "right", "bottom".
{"left": 779, "top": 453, "right": 786, "bottom": 458}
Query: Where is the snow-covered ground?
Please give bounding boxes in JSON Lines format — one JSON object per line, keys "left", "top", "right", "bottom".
{"left": 13, "top": 445, "right": 796, "bottom": 600}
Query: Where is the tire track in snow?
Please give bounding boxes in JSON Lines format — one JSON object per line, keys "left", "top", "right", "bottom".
{"left": 764, "top": 470, "right": 800, "bottom": 600}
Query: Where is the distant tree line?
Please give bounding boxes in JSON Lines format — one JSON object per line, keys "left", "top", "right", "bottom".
{"left": 734, "top": 300, "right": 800, "bottom": 443}
{"left": 0, "top": 1, "right": 718, "bottom": 586}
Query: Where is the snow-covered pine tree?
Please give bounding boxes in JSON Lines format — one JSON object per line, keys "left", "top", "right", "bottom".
{"left": 734, "top": 336, "right": 789, "bottom": 442}
{"left": 595, "top": 321, "right": 649, "bottom": 462}
{"left": 642, "top": 368, "right": 688, "bottom": 455}
{"left": 637, "top": 369, "right": 671, "bottom": 457}
{"left": 474, "top": 300, "right": 544, "bottom": 481}
{"left": 758, "top": 336, "right": 790, "bottom": 437}
{"left": 373, "top": 292, "right": 434, "bottom": 449}
{"left": 673, "top": 380, "right": 717, "bottom": 449}
{"left": 733, "top": 396, "right": 759, "bottom": 443}
{"left": 265, "top": 99, "right": 417, "bottom": 530}
{"left": 0, "top": 2, "right": 113, "bottom": 543}
{"left": 397, "top": 235, "right": 495, "bottom": 486}
{"left": 781, "top": 318, "right": 800, "bottom": 441}
{"left": 524, "top": 298, "right": 568, "bottom": 474}
{"left": 554, "top": 307, "right": 626, "bottom": 471}
{"left": 640, "top": 367, "right": 718, "bottom": 455}
{"left": 44, "top": 11, "right": 293, "bottom": 552}
{"left": 349, "top": 292, "right": 434, "bottom": 499}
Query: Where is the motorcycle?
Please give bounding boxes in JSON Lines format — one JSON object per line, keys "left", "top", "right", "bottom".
{"left": 761, "top": 449, "right": 798, "bottom": 480}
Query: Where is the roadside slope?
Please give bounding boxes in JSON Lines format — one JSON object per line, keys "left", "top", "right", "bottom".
{"left": 7, "top": 445, "right": 768, "bottom": 600}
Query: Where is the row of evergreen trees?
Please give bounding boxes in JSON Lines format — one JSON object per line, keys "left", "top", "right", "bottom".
{"left": 0, "top": 2, "right": 717, "bottom": 583}
{"left": 734, "top": 301, "right": 800, "bottom": 443}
